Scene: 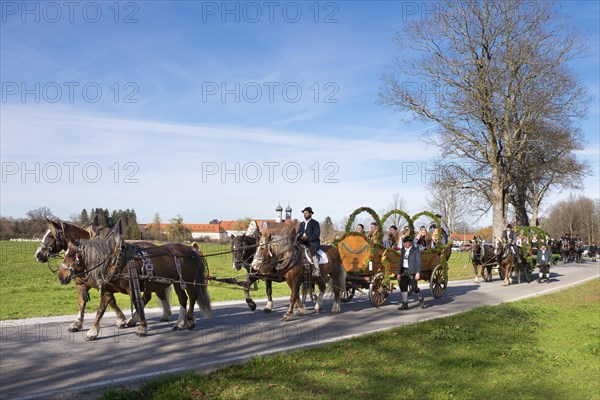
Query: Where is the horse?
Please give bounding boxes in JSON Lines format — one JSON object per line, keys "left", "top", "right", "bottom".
{"left": 251, "top": 227, "right": 346, "bottom": 321}
{"left": 550, "top": 239, "right": 562, "bottom": 256}
{"left": 35, "top": 218, "right": 172, "bottom": 331}
{"left": 469, "top": 237, "right": 497, "bottom": 283}
{"left": 494, "top": 238, "right": 525, "bottom": 286}
{"left": 231, "top": 233, "right": 285, "bottom": 313}
{"left": 561, "top": 239, "right": 573, "bottom": 263}
{"left": 58, "top": 223, "right": 211, "bottom": 340}
{"left": 573, "top": 241, "right": 584, "bottom": 263}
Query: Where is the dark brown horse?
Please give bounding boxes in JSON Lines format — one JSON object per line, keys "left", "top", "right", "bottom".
{"left": 470, "top": 237, "right": 497, "bottom": 283}
{"left": 35, "top": 218, "right": 172, "bottom": 331}
{"left": 58, "top": 224, "right": 211, "bottom": 340}
{"left": 251, "top": 227, "right": 346, "bottom": 321}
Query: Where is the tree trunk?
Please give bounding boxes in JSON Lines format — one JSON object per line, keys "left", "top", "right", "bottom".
{"left": 491, "top": 174, "right": 506, "bottom": 240}
{"left": 514, "top": 200, "right": 530, "bottom": 227}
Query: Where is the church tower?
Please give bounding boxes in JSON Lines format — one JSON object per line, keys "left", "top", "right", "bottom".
{"left": 275, "top": 204, "right": 283, "bottom": 223}
{"left": 285, "top": 204, "right": 292, "bottom": 220}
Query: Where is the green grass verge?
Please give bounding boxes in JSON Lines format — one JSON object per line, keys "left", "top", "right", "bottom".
{"left": 98, "top": 278, "right": 600, "bottom": 400}
{"left": 0, "top": 241, "right": 504, "bottom": 320}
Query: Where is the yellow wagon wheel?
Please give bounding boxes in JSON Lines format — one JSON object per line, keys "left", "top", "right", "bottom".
{"left": 369, "top": 272, "right": 390, "bottom": 307}
{"left": 429, "top": 264, "right": 448, "bottom": 298}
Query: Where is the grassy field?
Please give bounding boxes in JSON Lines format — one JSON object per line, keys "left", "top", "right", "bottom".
{"left": 98, "top": 279, "right": 600, "bottom": 400}
{"left": 0, "top": 240, "right": 478, "bottom": 320}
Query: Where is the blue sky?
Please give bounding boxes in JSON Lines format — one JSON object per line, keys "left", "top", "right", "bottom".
{"left": 1, "top": 0, "right": 598, "bottom": 227}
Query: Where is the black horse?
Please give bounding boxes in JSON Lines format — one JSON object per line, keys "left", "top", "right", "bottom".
{"left": 231, "top": 233, "right": 285, "bottom": 312}
{"left": 470, "top": 237, "right": 497, "bottom": 283}
{"left": 561, "top": 239, "right": 573, "bottom": 263}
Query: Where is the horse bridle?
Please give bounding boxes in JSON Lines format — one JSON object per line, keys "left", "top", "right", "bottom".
{"left": 233, "top": 236, "right": 259, "bottom": 270}
{"left": 39, "top": 229, "right": 67, "bottom": 257}
{"left": 252, "top": 237, "right": 302, "bottom": 274}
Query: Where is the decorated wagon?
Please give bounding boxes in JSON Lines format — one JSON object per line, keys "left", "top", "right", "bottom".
{"left": 335, "top": 207, "right": 452, "bottom": 307}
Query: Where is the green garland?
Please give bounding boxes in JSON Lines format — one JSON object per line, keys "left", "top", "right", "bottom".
{"left": 338, "top": 207, "right": 453, "bottom": 276}
{"left": 381, "top": 209, "right": 414, "bottom": 234}
{"left": 412, "top": 210, "right": 451, "bottom": 253}
{"left": 515, "top": 225, "right": 551, "bottom": 256}
{"left": 345, "top": 206, "right": 381, "bottom": 233}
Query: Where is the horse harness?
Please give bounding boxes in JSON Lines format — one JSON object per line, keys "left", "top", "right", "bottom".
{"left": 109, "top": 242, "right": 190, "bottom": 290}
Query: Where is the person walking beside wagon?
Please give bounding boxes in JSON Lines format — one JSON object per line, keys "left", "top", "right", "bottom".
{"left": 396, "top": 236, "right": 425, "bottom": 310}
{"left": 589, "top": 242, "right": 598, "bottom": 262}
{"left": 297, "top": 207, "right": 321, "bottom": 277}
{"left": 537, "top": 241, "right": 552, "bottom": 283}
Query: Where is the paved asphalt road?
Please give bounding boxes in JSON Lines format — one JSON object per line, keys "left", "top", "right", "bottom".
{"left": 1, "top": 260, "right": 598, "bottom": 400}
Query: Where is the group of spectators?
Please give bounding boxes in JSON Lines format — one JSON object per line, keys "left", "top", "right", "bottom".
{"left": 356, "top": 218, "right": 448, "bottom": 251}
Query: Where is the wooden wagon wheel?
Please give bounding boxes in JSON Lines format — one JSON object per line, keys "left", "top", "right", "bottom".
{"left": 429, "top": 264, "right": 448, "bottom": 298}
{"left": 520, "top": 261, "right": 533, "bottom": 283}
{"left": 369, "top": 272, "right": 390, "bottom": 307}
{"left": 341, "top": 286, "right": 355, "bottom": 303}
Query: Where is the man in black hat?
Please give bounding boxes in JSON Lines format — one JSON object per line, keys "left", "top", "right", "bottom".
{"left": 536, "top": 241, "right": 552, "bottom": 283}
{"left": 498, "top": 223, "right": 518, "bottom": 266}
{"left": 396, "top": 235, "right": 424, "bottom": 310}
{"left": 297, "top": 207, "right": 321, "bottom": 277}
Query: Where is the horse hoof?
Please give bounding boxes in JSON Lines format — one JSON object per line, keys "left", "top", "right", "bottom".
{"left": 159, "top": 316, "right": 170, "bottom": 323}
{"left": 263, "top": 308, "right": 272, "bottom": 313}
{"left": 282, "top": 314, "right": 292, "bottom": 322}
{"left": 136, "top": 328, "right": 147, "bottom": 337}
{"left": 68, "top": 326, "right": 81, "bottom": 333}
{"left": 249, "top": 303, "right": 257, "bottom": 312}
{"left": 126, "top": 318, "right": 137, "bottom": 328}
{"left": 85, "top": 331, "right": 98, "bottom": 341}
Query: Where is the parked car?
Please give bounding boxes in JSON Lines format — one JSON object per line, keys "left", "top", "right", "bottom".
{"left": 582, "top": 245, "right": 590, "bottom": 257}
{"left": 451, "top": 244, "right": 461, "bottom": 252}
{"left": 460, "top": 243, "right": 471, "bottom": 252}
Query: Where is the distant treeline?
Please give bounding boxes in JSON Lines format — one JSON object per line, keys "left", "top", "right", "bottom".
{"left": 0, "top": 208, "right": 142, "bottom": 240}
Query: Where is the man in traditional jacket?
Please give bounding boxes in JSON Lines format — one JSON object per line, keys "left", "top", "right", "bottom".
{"left": 396, "top": 236, "right": 424, "bottom": 310}
{"left": 297, "top": 207, "right": 321, "bottom": 277}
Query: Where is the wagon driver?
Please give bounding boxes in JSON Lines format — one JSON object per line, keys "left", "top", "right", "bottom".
{"left": 498, "top": 223, "right": 518, "bottom": 266}
{"left": 298, "top": 206, "right": 321, "bottom": 277}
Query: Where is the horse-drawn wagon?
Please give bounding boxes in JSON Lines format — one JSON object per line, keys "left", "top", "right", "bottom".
{"left": 336, "top": 207, "right": 452, "bottom": 307}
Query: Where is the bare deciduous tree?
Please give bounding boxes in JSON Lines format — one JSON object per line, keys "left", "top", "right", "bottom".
{"left": 509, "top": 124, "right": 589, "bottom": 226}
{"left": 426, "top": 179, "right": 474, "bottom": 234}
{"left": 541, "top": 194, "right": 599, "bottom": 242}
{"left": 26, "top": 207, "right": 55, "bottom": 234}
{"left": 380, "top": 0, "right": 590, "bottom": 238}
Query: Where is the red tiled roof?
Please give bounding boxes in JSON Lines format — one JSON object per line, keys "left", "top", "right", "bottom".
{"left": 450, "top": 232, "right": 476, "bottom": 241}
{"left": 143, "top": 223, "right": 224, "bottom": 233}
{"left": 143, "top": 219, "right": 296, "bottom": 233}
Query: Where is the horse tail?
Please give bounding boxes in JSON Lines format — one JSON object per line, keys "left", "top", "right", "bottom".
{"left": 330, "top": 252, "right": 346, "bottom": 296}
{"left": 195, "top": 256, "right": 212, "bottom": 317}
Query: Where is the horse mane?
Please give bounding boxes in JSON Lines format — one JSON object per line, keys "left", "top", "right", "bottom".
{"left": 262, "top": 223, "right": 294, "bottom": 237}
{"left": 78, "top": 239, "right": 115, "bottom": 285}
{"left": 266, "top": 231, "right": 297, "bottom": 260}
{"left": 61, "top": 221, "right": 91, "bottom": 242}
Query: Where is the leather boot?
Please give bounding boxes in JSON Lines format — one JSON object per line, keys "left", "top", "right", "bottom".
{"left": 312, "top": 255, "right": 320, "bottom": 277}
